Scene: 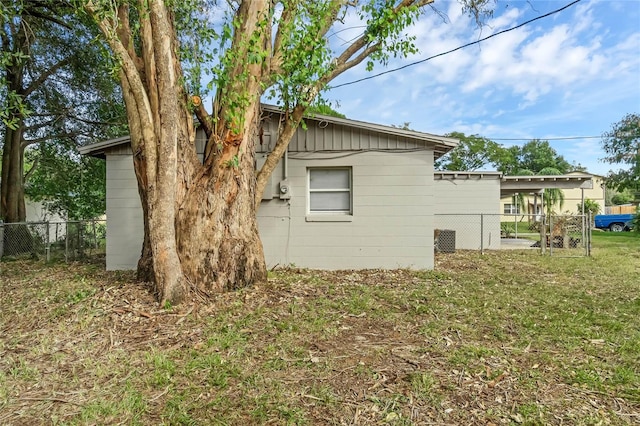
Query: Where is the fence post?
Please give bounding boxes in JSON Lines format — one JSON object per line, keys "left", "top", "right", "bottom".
{"left": 73, "top": 222, "right": 83, "bottom": 260}
{"left": 540, "top": 215, "right": 546, "bottom": 255}
{"left": 587, "top": 212, "right": 592, "bottom": 257}
{"left": 549, "top": 215, "right": 553, "bottom": 256}
{"left": 0, "top": 220, "right": 4, "bottom": 260}
{"left": 45, "top": 221, "right": 50, "bottom": 262}
{"left": 480, "top": 214, "right": 484, "bottom": 254}
{"left": 91, "top": 220, "right": 96, "bottom": 256}
{"left": 65, "top": 222, "right": 69, "bottom": 263}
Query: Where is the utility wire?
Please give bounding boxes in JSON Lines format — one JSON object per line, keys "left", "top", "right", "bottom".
{"left": 492, "top": 135, "right": 601, "bottom": 141}
{"left": 330, "top": 0, "right": 583, "bottom": 89}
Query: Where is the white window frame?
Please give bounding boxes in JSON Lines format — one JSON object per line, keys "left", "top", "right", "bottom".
{"left": 306, "top": 167, "right": 353, "bottom": 221}
{"left": 504, "top": 203, "right": 520, "bottom": 214}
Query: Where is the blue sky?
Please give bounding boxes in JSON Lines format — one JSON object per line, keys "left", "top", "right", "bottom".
{"left": 323, "top": 0, "right": 640, "bottom": 176}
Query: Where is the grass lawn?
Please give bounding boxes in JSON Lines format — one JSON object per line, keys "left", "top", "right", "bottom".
{"left": 1, "top": 233, "right": 639, "bottom": 425}
{"left": 501, "top": 219, "right": 539, "bottom": 236}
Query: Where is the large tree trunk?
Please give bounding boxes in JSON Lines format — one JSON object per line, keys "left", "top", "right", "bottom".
{"left": 1, "top": 125, "right": 27, "bottom": 223}
{"left": 176, "top": 103, "right": 267, "bottom": 295}
{"left": 1, "top": 126, "right": 31, "bottom": 256}
{"left": 132, "top": 150, "right": 154, "bottom": 283}
{"left": 90, "top": 0, "right": 268, "bottom": 304}
{"left": 1, "top": 8, "right": 29, "bottom": 224}
{"left": 1, "top": 38, "right": 26, "bottom": 224}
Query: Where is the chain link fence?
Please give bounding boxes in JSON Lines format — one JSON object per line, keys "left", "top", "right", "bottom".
{"left": 1, "top": 214, "right": 591, "bottom": 264}
{"left": 0, "top": 220, "right": 106, "bottom": 262}
{"left": 434, "top": 213, "right": 591, "bottom": 257}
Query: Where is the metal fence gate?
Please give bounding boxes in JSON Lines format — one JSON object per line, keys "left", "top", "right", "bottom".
{"left": 547, "top": 214, "right": 592, "bottom": 258}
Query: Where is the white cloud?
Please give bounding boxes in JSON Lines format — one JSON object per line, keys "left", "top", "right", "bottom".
{"left": 327, "top": 0, "right": 639, "bottom": 175}
{"left": 484, "top": 7, "right": 523, "bottom": 32}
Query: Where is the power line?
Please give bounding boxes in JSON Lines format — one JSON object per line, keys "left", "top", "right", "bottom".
{"left": 330, "top": 0, "right": 583, "bottom": 89}
{"left": 491, "top": 135, "right": 601, "bottom": 141}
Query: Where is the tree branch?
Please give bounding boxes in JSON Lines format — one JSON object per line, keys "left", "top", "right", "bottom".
{"left": 270, "top": 0, "right": 296, "bottom": 77}
{"left": 192, "top": 96, "right": 212, "bottom": 140}
{"left": 267, "top": 1, "right": 348, "bottom": 83}
{"left": 24, "top": 9, "right": 71, "bottom": 30}
{"left": 23, "top": 157, "right": 39, "bottom": 182}
{"left": 116, "top": 5, "right": 145, "bottom": 76}
{"left": 22, "top": 131, "right": 83, "bottom": 147}
{"left": 255, "top": 104, "right": 305, "bottom": 207}
{"left": 257, "top": 0, "right": 436, "bottom": 203}
{"left": 315, "top": 0, "right": 348, "bottom": 43}
{"left": 321, "top": 42, "right": 380, "bottom": 86}
{"left": 84, "top": 0, "right": 156, "bottom": 166}
{"left": 21, "top": 56, "right": 73, "bottom": 97}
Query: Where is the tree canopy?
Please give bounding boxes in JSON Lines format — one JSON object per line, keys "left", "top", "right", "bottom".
{"left": 435, "top": 135, "right": 576, "bottom": 178}
{"left": 435, "top": 132, "right": 501, "bottom": 171}
{"left": 1, "top": 0, "right": 125, "bottom": 222}
{"left": 494, "top": 139, "right": 572, "bottom": 176}
{"left": 25, "top": 141, "right": 106, "bottom": 220}
{"left": 601, "top": 113, "right": 640, "bottom": 193}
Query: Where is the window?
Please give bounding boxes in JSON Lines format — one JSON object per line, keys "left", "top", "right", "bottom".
{"left": 504, "top": 203, "right": 520, "bottom": 214}
{"left": 308, "top": 168, "right": 352, "bottom": 214}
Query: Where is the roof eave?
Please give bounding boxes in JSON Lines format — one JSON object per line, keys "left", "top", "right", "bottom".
{"left": 78, "top": 136, "right": 131, "bottom": 158}
{"left": 261, "top": 104, "right": 459, "bottom": 156}
{"left": 80, "top": 105, "right": 459, "bottom": 157}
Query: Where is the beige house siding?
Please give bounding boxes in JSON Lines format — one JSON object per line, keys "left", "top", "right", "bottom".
{"left": 563, "top": 172, "right": 605, "bottom": 215}
{"left": 434, "top": 173, "right": 502, "bottom": 250}
{"left": 499, "top": 173, "right": 605, "bottom": 220}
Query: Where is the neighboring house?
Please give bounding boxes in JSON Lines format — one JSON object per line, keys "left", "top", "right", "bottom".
{"left": 434, "top": 171, "right": 502, "bottom": 250}
{"left": 563, "top": 171, "right": 605, "bottom": 215}
{"left": 499, "top": 172, "right": 602, "bottom": 220}
{"left": 25, "top": 199, "right": 67, "bottom": 223}
{"left": 0, "top": 191, "right": 65, "bottom": 223}
{"left": 80, "top": 105, "right": 459, "bottom": 271}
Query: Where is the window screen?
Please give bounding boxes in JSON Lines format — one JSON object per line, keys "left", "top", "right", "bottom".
{"left": 308, "top": 168, "right": 352, "bottom": 213}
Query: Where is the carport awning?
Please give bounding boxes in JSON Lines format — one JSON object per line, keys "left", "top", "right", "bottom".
{"left": 500, "top": 174, "right": 593, "bottom": 197}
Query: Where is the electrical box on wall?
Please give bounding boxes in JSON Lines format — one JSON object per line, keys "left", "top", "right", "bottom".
{"left": 279, "top": 180, "right": 291, "bottom": 200}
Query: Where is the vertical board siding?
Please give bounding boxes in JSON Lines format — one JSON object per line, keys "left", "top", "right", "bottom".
{"left": 282, "top": 119, "right": 423, "bottom": 152}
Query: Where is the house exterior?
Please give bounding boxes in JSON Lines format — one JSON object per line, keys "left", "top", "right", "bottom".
{"left": 563, "top": 171, "right": 605, "bottom": 215}
{"left": 24, "top": 199, "right": 67, "bottom": 223}
{"left": 80, "top": 106, "right": 458, "bottom": 271}
{"left": 434, "top": 171, "right": 502, "bottom": 250}
{"left": 499, "top": 172, "right": 603, "bottom": 219}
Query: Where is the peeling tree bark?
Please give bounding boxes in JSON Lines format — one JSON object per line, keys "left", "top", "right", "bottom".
{"left": 87, "top": 0, "right": 267, "bottom": 303}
